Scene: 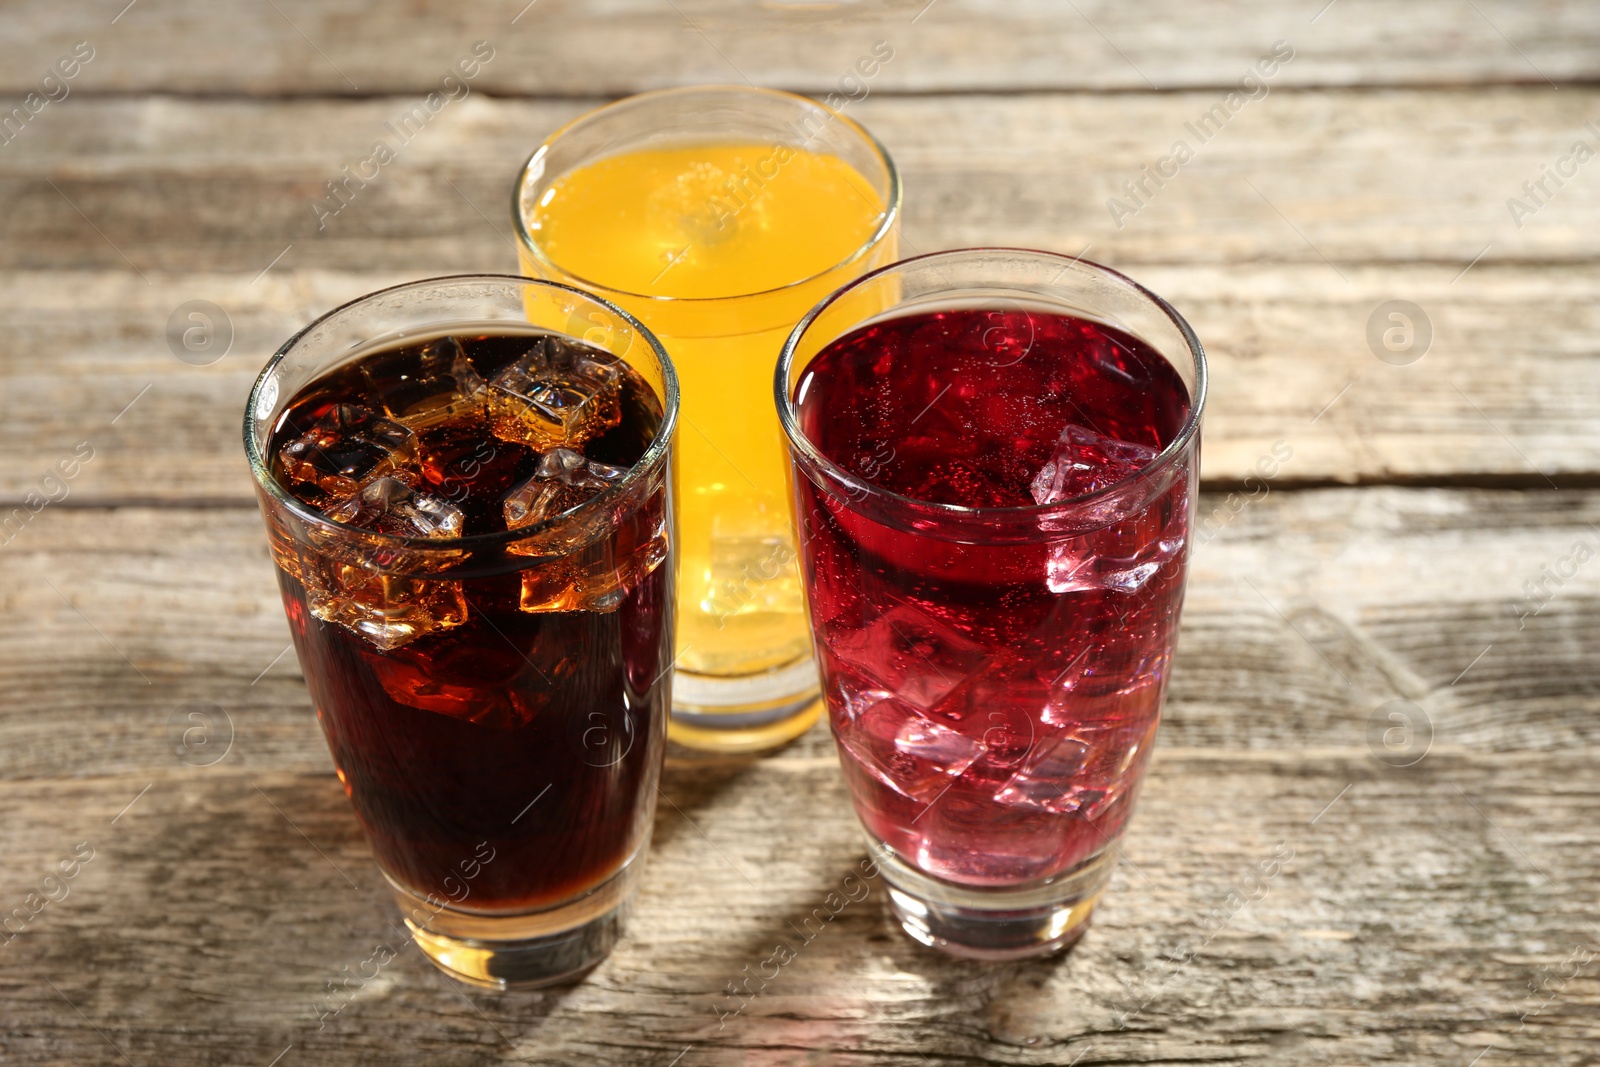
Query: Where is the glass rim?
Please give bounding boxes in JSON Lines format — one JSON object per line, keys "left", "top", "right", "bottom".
{"left": 509, "top": 84, "right": 902, "bottom": 306}
{"left": 243, "top": 272, "right": 680, "bottom": 553}
{"left": 774, "top": 247, "right": 1209, "bottom": 520}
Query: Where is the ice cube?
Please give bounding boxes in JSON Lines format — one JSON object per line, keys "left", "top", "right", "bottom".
{"left": 503, "top": 448, "right": 627, "bottom": 531}
{"left": 328, "top": 474, "right": 464, "bottom": 539}
{"left": 1037, "top": 642, "right": 1097, "bottom": 728}
{"left": 539, "top": 447, "right": 627, "bottom": 489}
{"left": 927, "top": 657, "right": 1044, "bottom": 764}
{"left": 265, "top": 520, "right": 316, "bottom": 593}
{"left": 484, "top": 337, "right": 623, "bottom": 451}
{"left": 301, "top": 562, "right": 469, "bottom": 652}
{"left": 366, "top": 336, "right": 487, "bottom": 432}
{"left": 702, "top": 530, "right": 802, "bottom": 621}
{"left": 619, "top": 500, "right": 671, "bottom": 596}
{"left": 827, "top": 603, "right": 989, "bottom": 712}
{"left": 277, "top": 403, "right": 417, "bottom": 502}
{"left": 1045, "top": 528, "right": 1182, "bottom": 594}
{"left": 1041, "top": 460, "right": 1188, "bottom": 594}
{"left": 1043, "top": 642, "right": 1170, "bottom": 726}
{"left": 993, "top": 717, "right": 1157, "bottom": 818}
{"left": 503, "top": 453, "right": 651, "bottom": 613}
{"left": 297, "top": 474, "right": 468, "bottom": 650}
{"left": 833, "top": 687, "right": 987, "bottom": 804}
{"left": 991, "top": 733, "right": 1094, "bottom": 813}
{"left": 518, "top": 554, "right": 626, "bottom": 614}
{"left": 516, "top": 517, "right": 642, "bottom": 612}
{"left": 1030, "top": 424, "right": 1159, "bottom": 504}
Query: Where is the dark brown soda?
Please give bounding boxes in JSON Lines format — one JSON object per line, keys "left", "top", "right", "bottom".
{"left": 266, "top": 332, "right": 670, "bottom": 911}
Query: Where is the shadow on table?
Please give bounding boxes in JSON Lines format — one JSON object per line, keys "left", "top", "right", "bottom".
{"left": 650, "top": 726, "right": 823, "bottom": 853}
{"left": 666, "top": 844, "right": 1110, "bottom": 1059}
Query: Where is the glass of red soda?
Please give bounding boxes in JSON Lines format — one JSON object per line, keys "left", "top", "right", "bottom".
{"left": 777, "top": 249, "right": 1205, "bottom": 959}
{"left": 245, "top": 275, "right": 678, "bottom": 989}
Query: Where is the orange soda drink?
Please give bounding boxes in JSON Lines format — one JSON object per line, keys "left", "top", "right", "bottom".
{"left": 514, "top": 88, "right": 899, "bottom": 752}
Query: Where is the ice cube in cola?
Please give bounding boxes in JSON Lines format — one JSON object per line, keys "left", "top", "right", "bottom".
{"left": 485, "top": 335, "right": 624, "bottom": 451}
{"left": 277, "top": 403, "right": 417, "bottom": 506}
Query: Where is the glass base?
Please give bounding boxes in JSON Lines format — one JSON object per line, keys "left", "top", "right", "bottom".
{"left": 669, "top": 657, "right": 822, "bottom": 753}
{"left": 874, "top": 841, "right": 1116, "bottom": 960}
{"left": 390, "top": 857, "right": 638, "bottom": 990}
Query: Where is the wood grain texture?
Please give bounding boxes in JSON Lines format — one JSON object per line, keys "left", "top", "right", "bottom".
{"left": 0, "top": 260, "right": 1595, "bottom": 504}
{"left": 1, "top": 0, "right": 1597, "bottom": 96}
{"left": 1, "top": 4, "right": 1596, "bottom": 1063}
{"left": 6, "top": 91, "right": 1600, "bottom": 271}
{"left": 3, "top": 87, "right": 1600, "bottom": 495}
{"left": 0, "top": 752, "right": 1594, "bottom": 1066}
{"left": 4, "top": 90, "right": 1600, "bottom": 496}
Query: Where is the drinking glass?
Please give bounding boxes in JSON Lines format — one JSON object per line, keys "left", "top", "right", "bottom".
{"left": 245, "top": 275, "right": 678, "bottom": 988}
{"left": 513, "top": 86, "right": 900, "bottom": 753}
{"left": 777, "top": 249, "right": 1206, "bottom": 958}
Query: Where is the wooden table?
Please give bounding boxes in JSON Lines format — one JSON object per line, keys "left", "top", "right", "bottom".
{"left": 2, "top": 3, "right": 1597, "bottom": 1063}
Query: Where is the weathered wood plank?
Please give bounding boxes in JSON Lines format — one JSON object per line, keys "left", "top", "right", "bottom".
{"left": 5, "top": 91, "right": 1600, "bottom": 271}
{"left": 0, "top": 3, "right": 1591, "bottom": 1064}
{"left": 4, "top": 91, "right": 1598, "bottom": 492}
{"left": 0, "top": 260, "right": 1595, "bottom": 506}
{"left": 0, "top": 748, "right": 1594, "bottom": 1065}
{"left": 1, "top": 0, "right": 1596, "bottom": 97}
{"left": 0, "top": 487, "right": 1593, "bottom": 785}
